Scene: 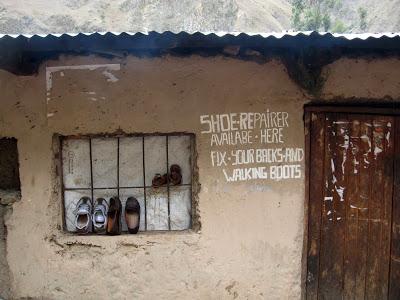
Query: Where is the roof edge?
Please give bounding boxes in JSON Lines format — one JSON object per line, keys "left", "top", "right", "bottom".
{"left": 0, "top": 30, "right": 399, "bottom": 40}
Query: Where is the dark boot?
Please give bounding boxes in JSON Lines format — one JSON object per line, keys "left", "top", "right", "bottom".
{"left": 169, "top": 164, "right": 182, "bottom": 185}
{"left": 125, "top": 197, "right": 140, "bottom": 234}
{"left": 106, "top": 197, "right": 122, "bottom": 235}
{"left": 152, "top": 173, "right": 168, "bottom": 187}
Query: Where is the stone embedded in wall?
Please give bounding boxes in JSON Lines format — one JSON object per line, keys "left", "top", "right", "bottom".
{"left": 0, "top": 190, "right": 21, "bottom": 205}
{"left": 200, "top": 111, "right": 304, "bottom": 182}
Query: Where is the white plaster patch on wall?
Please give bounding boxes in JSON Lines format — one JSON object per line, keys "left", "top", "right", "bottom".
{"left": 102, "top": 70, "right": 119, "bottom": 82}
{"left": 45, "top": 63, "right": 121, "bottom": 93}
{"left": 44, "top": 64, "right": 121, "bottom": 119}
{"left": 45, "top": 64, "right": 119, "bottom": 107}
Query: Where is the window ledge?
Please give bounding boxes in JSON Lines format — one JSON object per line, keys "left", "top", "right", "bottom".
{"left": 51, "top": 229, "right": 201, "bottom": 250}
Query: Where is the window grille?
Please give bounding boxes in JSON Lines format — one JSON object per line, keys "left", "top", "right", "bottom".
{"left": 61, "top": 134, "right": 193, "bottom": 233}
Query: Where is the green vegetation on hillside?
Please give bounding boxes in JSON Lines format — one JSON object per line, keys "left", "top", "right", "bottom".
{"left": 291, "top": 0, "right": 368, "bottom": 33}
{"left": 291, "top": 0, "right": 345, "bottom": 32}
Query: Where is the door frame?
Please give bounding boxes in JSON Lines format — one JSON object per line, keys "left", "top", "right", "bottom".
{"left": 302, "top": 105, "right": 400, "bottom": 299}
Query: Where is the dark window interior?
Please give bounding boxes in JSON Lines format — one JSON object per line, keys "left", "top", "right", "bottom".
{"left": 0, "top": 138, "right": 20, "bottom": 190}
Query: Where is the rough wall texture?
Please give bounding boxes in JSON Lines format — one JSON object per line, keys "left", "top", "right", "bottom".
{"left": 0, "top": 205, "right": 11, "bottom": 299}
{"left": 321, "top": 57, "right": 400, "bottom": 100}
{"left": 0, "top": 55, "right": 399, "bottom": 299}
{"left": 0, "top": 190, "right": 20, "bottom": 300}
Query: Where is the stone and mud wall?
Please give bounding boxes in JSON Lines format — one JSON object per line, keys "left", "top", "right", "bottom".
{"left": 0, "top": 54, "right": 399, "bottom": 299}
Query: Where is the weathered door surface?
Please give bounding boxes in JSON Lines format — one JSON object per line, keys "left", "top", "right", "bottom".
{"left": 306, "top": 112, "right": 400, "bottom": 300}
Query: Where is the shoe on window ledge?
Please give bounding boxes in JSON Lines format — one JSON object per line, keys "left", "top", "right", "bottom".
{"left": 106, "top": 197, "right": 122, "bottom": 235}
{"left": 169, "top": 164, "right": 182, "bottom": 185}
{"left": 125, "top": 197, "right": 140, "bottom": 234}
{"left": 92, "top": 198, "right": 109, "bottom": 234}
{"left": 74, "top": 197, "right": 92, "bottom": 234}
{"left": 152, "top": 173, "right": 168, "bottom": 187}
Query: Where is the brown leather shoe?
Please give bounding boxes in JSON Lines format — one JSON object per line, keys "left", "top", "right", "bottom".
{"left": 125, "top": 197, "right": 140, "bottom": 234}
{"left": 106, "top": 197, "right": 122, "bottom": 235}
{"left": 169, "top": 164, "right": 182, "bottom": 185}
{"left": 152, "top": 173, "right": 168, "bottom": 187}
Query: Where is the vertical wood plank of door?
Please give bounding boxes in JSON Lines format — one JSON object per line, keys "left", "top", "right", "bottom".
{"left": 381, "top": 118, "right": 394, "bottom": 299}
{"left": 390, "top": 118, "right": 400, "bottom": 299}
{"left": 351, "top": 116, "right": 373, "bottom": 299}
{"left": 364, "top": 117, "right": 393, "bottom": 299}
{"left": 318, "top": 113, "right": 347, "bottom": 300}
{"left": 306, "top": 112, "right": 326, "bottom": 300}
{"left": 343, "top": 118, "right": 361, "bottom": 300}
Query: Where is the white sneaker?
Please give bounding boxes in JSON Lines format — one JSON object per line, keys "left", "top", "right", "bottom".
{"left": 74, "top": 197, "right": 92, "bottom": 234}
{"left": 92, "top": 198, "right": 109, "bottom": 233}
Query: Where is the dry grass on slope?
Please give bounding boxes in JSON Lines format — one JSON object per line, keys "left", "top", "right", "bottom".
{"left": 0, "top": 0, "right": 291, "bottom": 34}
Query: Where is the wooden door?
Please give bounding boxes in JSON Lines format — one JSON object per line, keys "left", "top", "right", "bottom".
{"left": 305, "top": 111, "right": 400, "bottom": 300}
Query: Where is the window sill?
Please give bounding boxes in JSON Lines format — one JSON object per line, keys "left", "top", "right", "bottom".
{"left": 51, "top": 229, "right": 201, "bottom": 249}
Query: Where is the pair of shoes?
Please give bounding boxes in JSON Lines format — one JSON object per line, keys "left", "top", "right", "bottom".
{"left": 151, "top": 164, "right": 182, "bottom": 187}
{"left": 106, "top": 197, "right": 141, "bottom": 235}
{"left": 74, "top": 197, "right": 108, "bottom": 234}
{"left": 74, "top": 197, "right": 140, "bottom": 235}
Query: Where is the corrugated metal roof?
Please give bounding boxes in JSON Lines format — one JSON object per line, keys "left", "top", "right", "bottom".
{"left": 0, "top": 30, "right": 398, "bottom": 53}
{"left": 0, "top": 30, "right": 399, "bottom": 40}
{"left": 0, "top": 30, "right": 399, "bottom": 75}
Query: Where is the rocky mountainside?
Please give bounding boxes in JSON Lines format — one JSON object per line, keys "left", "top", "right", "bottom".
{"left": 0, "top": 0, "right": 398, "bottom": 35}
{"left": 339, "top": 0, "right": 400, "bottom": 33}
{"left": 0, "top": 0, "right": 291, "bottom": 34}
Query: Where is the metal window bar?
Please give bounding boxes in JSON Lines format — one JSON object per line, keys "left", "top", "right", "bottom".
{"left": 166, "top": 135, "right": 171, "bottom": 230}
{"left": 63, "top": 184, "right": 191, "bottom": 190}
{"left": 89, "top": 138, "right": 94, "bottom": 232}
{"left": 117, "top": 137, "right": 120, "bottom": 199}
{"left": 142, "top": 136, "right": 147, "bottom": 231}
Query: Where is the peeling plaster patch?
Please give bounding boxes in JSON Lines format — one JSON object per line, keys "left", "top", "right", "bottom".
{"left": 45, "top": 63, "right": 121, "bottom": 93}
{"left": 45, "top": 64, "right": 120, "bottom": 120}
{"left": 102, "top": 70, "right": 119, "bottom": 82}
{"left": 85, "top": 91, "right": 98, "bottom": 101}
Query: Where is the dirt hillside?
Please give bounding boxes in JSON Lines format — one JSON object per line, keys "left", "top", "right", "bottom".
{"left": 340, "top": 0, "right": 400, "bottom": 33}
{"left": 0, "top": 0, "right": 400, "bottom": 34}
{"left": 0, "top": 0, "right": 291, "bottom": 34}
{"left": 0, "top": 1, "right": 398, "bottom": 36}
